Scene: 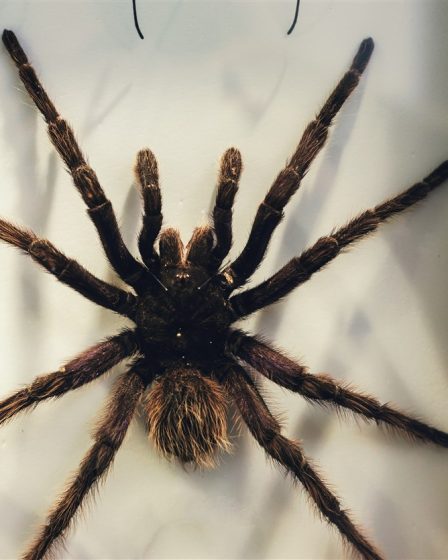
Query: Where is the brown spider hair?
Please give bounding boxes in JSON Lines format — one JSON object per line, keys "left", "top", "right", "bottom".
{"left": 145, "top": 368, "right": 231, "bottom": 467}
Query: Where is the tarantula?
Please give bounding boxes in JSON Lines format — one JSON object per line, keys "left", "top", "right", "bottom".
{"left": 0, "top": 30, "right": 447, "bottom": 560}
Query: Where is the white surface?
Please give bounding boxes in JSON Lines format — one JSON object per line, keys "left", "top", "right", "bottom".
{"left": 0, "top": 1, "right": 447, "bottom": 558}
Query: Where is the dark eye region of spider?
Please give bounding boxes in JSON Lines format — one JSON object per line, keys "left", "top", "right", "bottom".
{"left": 0, "top": 30, "right": 447, "bottom": 560}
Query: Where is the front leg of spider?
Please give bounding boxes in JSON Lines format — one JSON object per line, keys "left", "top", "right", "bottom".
{"left": 0, "top": 30, "right": 447, "bottom": 560}
{"left": 2, "top": 29, "right": 149, "bottom": 292}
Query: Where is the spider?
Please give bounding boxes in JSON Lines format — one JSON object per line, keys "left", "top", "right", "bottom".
{"left": 0, "top": 30, "right": 447, "bottom": 560}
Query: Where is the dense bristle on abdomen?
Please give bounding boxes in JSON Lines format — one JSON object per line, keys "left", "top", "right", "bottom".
{"left": 145, "top": 369, "right": 231, "bottom": 468}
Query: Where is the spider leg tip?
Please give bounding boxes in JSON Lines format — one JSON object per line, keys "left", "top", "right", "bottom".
{"left": 1, "top": 28, "right": 26, "bottom": 64}
{"left": 222, "top": 147, "right": 243, "bottom": 174}
{"left": 353, "top": 37, "right": 375, "bottom": 72}
{"left": 424, "top": 160, "right": 448, "bottom": 187}
{"left": 2, "top": 28, "right": 15, "bottom": 44}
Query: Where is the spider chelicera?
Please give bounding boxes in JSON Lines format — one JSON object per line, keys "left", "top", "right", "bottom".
{"left": 0, "top": 30, "right": 447, "bottom": 560}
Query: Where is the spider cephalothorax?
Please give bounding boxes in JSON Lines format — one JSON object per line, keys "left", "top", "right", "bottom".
{"left": 1, "top": 30, "right": 447, "bottom": 560}
{"left": 135, "top": 226, "right": 236, "bottom": 364}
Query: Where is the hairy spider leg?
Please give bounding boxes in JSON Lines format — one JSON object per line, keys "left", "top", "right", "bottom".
{"left": 135, "top": 148, "right": 163, "bottom": 269}
{"left": 224, "top": 364, "right": 384, "bottom": 560}
{"left": 231, "top": 161, "right": 448, "bottom": 317}
{"left": 210, "top": 148, "right": 243, "bottom": 269}
{"left": 229, "top": 331, "right": 448, "bottom": 447}
{"left": 135, "top": 145, "right": 225, "bottom": 273}
{"left": 0, "top": 219, "right": 137, "bottom": 316}
{"left": 22, "top": 367, "right": 148, "bottom": 560}
{"left": 1, "top": 30, "right": 149, "bottom": 292}
{"left": 224, "top": 37, "right": 375, "bottom": 289}
{"left": 0, "top": 331, "right": 138, "bottom": 426}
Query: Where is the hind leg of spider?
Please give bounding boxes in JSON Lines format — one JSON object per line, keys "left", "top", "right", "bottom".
{"left": 231, "top": 160, "right": 448, "bottom": 317}
{"left": 224, "top": 38, "right": 374, "bottom": 289}
{"left": 22, "top": 364, "right": 149, "bottom": 560}
{"left": 0, "top": 330, "right": 138, "bottom": 426}
{"left": 229, "top": 331, "right": 448, "bottom": 448}
{"left": 0, "top": 218, "right": 137, "bottom": 316}
{"left": 223, "top": 363, "right": 384, "bottom": 560}
{"left": 1, "top": 30, "right": 148, "bottom": 292}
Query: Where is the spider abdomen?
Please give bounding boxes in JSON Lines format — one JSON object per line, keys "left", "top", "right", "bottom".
{"left": 145, "top": 368, "right": 231, "bottom": 467}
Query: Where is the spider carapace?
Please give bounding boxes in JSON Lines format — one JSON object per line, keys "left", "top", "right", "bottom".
{"left": 135, "top": 244, "right": 235, "bottom": 362}
{"left": 1, "top": 29, "right": 447, "bottom": 560}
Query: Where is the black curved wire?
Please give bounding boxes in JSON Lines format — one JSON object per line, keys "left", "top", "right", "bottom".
{"left": 286, "top": 0, "right": 300, "bottom": 35}
{"left": 133, "top": 0, "right": 144, "bottom": 39}
{"left": 132, "top": 0, "right": 298, "bottom": 39}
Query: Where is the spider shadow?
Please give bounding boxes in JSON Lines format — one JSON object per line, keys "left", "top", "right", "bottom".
{"left": 148, "top": 1, "right": 251, "bottom": 55}
{"left": 354, "top": 401, "right": 448, "bottom": 560}
{"left": 378, "top": 106, "right": 448, "bottom": 373}
{"left": 152, "top": 0, "right": 184, "bottom": 50}
{"left": 369, "top": 0, "right": 448, "bottom": 381}
{"left": 73, "top": 66, "right": 133, "bottom": 336}
{"left": 0, "top": 71, "right": 57, "bottom": 378}
{"left": 80, "top": 67, "right": 132, "bottom": 136}
{"left": 350, "top": 5, "right": 448, "bottom": 550}
{"left": 0, "top": 493, "right": 33, "bottom": 558}
{"left": 220, "top": 52, "right": 288, "bottom": 128}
